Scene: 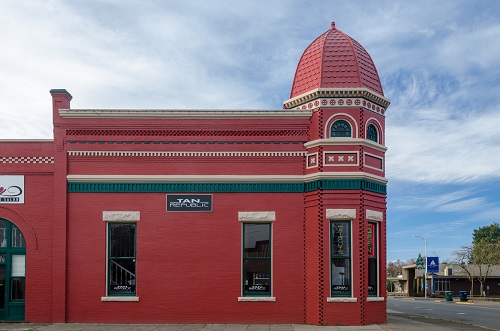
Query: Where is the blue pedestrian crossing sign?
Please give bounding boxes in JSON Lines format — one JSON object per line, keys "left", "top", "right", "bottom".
{"left": 427, "top": 257, "right": 439, "bottom": 273}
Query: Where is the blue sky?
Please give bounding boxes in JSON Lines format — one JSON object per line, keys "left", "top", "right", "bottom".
{"left": 1, "top": 1, "right": 499, "bottom": 263}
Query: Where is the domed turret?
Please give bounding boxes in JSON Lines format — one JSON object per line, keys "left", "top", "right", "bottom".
{"left": 289, "top": 22, "right": 384, "bottom": 99}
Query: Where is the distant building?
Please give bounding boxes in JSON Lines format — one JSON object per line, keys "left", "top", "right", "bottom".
{"left": 397, "top": 264, "right": 500, "bottom": 297}
{"left": 0, "top": 22, "right": 390, "bottom": 325}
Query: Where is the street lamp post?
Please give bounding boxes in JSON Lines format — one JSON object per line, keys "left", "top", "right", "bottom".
{"left": 413, "top": 235, "right": 427, "bottom": 299}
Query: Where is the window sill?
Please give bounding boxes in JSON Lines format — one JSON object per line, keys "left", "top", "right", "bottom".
{"left": 101, "top": 296, "right": 139, "bottom": 302}
{"left": 238, "top": 297, "right": 276, "bottom": 302}
{"left": 327, "top": 297, "right": 357, "bottom": 302}
{"left": 367, "top": 297, "right": 385, "bottom": 302}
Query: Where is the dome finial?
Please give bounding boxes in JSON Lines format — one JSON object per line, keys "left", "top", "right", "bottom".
{"left": 331, "top": 22, "right": 336, "bottom": 29}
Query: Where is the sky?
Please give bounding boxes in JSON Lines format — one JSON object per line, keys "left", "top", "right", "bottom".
{"left": 1, "top": 1, "right": 499, "bottom": 263}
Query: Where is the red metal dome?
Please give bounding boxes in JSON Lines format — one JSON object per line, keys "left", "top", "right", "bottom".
{"left": 290, "top": 22, "right": 384, "bottom": 98}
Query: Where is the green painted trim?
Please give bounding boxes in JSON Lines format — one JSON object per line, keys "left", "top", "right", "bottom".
{"left": 67, "top": 179, "right": 386, "bottom": 194}
{"left": 49, "top": 89, "right": 73, "bottom": 99}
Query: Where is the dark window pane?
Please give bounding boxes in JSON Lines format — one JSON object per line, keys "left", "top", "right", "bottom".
{"left": 0, "top": 267, "right": 4, "bottom": 308}
{"left": 10, "top": 277, "right": 25, "bottom": 300}
{"left": 109, "top": 258, "right": 136, "bottom": 294}
{"left": 244, "top": 259, "right": 271, "bottom": 294}
{"left": 110, "top": 224, "right": 135, "bottom": 258}
{"left": 11, "top": 226, "right": 25, "bottom": 248}
{"left": 109, "top": 224, "right": 136, "bottom": 295}
{"left": 331, "top": 120, "right": 351, "bottom": 137}
{"left": 368, "top": 222, "right": 378, "bottom": 295}
{"left": 0, "top": 220, "right": 7, "bottom": 248}
{"left": 367, "top": 124, "right": 378, "bottom": 142}
{"left": 243, "top": 223, "right": 271, "bottom": 296}
{"left": 368, "top": 258, "right": 377, "bottom": 294}
{"left": 244, "top": 224, "right": 270, "bottom": 258}
{"left": 331, "top": 221, "right": 351, "bottom": 296}
{"left": 331, "top": 258, "right": 350, "bottom": 294}
{"left": 332, "top": 222, "right": 350, "bottom": 257}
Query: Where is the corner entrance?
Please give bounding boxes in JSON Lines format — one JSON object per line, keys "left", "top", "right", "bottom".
{"left": 0, "top": 219, "right": 26, "bottom": 321}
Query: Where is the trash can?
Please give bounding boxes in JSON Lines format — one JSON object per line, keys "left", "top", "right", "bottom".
{"left": 459, "top": 291, "right": 468, "bottom": 302}
{"left": 445, "top": 291, "right": 453, "bottom": 301}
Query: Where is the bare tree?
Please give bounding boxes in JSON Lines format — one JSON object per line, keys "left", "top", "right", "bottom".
{"left": 451, "top": 242, "right": 500, "bottom": 296}
{"left": 387, "top": 258, "right": 415, "bottom": 277}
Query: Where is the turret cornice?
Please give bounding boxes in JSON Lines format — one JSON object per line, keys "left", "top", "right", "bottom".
{"left": 284, "top": 88, "right": 390, "bottom": 110}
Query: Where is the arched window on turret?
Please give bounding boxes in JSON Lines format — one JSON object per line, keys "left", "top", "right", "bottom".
{"left": 367, "top": 124, "right": 378, "bottom": 143}
{"left": 331, "top": 120, "right": 351, "bottom": 138}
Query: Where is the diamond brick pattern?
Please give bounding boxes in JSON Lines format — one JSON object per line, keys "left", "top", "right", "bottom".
{"left": 66, "top": 129, "right": 308, "bottom": 137}
{"left": 1, "top": 156, "right": 54, "bottom": 164}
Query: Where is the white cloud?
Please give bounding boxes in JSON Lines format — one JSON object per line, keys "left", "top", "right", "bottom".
{"left": 386, "top": 106, "right": 500, "bottom": 183}
{"left": 2, "top": 0, "right": 499, "bottom": 264}
{"left": 2, "top": 1, "right": 499, "bottom": 185}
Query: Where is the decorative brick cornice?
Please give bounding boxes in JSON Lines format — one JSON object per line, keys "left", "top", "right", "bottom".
{"left": 1, "top": 156, "right": 54, "bottom": 164}
{"left": 59, "top": 109, "right": 312, "bottom": 119}
{"left": 67, "top": 140, "right": 305, "bottom": 145}
{"left": 67, "top": 151, "right": 306, "bottom": 158}
{"left": 66, "top": 129, "right": 309, "bottom": 137}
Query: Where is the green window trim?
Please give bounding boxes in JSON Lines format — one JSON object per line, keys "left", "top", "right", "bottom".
{"left": 242, "top": 223, "right": 271, "bottom": 297}
{"left": 331, "top": 221, "right": 351, "bottom": 297}
{"left": 107, "top": 223, "right": 136, "bottom": 296}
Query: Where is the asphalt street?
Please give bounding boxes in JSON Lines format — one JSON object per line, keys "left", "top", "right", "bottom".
{"left": 0, "top": 298, "right": 499, "bottom": 331}
{"left": 387, "top": 297, "right": 500, "bottom": 330}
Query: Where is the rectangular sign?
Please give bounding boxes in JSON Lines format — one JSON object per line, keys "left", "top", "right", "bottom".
{"left": 0, "top": 176, "right": 24, "bottom": 204}
{"left": 367, "top": 224, "right": 375, "bottom": 258}
{"left": 245, "top": 284, "right": 269, "bottom": 293}
{"left": 331, "top": 222, "right": 350, "bottom": 256}
{"left": 331, "top": 285, "right": 350, "bottom": 293}
{"left": 166, "top": 194, "right": 212, "bottom": 212}
{"left": 427, "top": 256, "right": 439, "bottom": 274}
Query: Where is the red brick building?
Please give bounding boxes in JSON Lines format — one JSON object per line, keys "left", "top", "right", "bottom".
{"left": 0, "top": 22, "right": 390, "bottom": 325}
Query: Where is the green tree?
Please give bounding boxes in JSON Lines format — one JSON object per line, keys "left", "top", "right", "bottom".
{"left": 473, "top": 221, "right": 500, "bottom": 244}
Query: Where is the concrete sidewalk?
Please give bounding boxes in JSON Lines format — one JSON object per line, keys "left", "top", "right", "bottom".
{"left": 0, "top": 312, "right": 493, "bottom": 331}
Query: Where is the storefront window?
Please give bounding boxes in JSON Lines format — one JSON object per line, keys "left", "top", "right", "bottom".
{"left": 0, "top": 220, "right": 26, "bottom": 310}
{"left": 434, "top": 278, "right": 450, "bottom": 292}
{"left": 108, "top": 223, "right": 136, "bottom": 296}
{"left": 331, "top": 221, "right": 351, "bottom": 297}
{"left": 243, "top": 223, "right": 271, "bottom": 296}
{"left": 368, "top": 222, "right": 378, "bottom": 296}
